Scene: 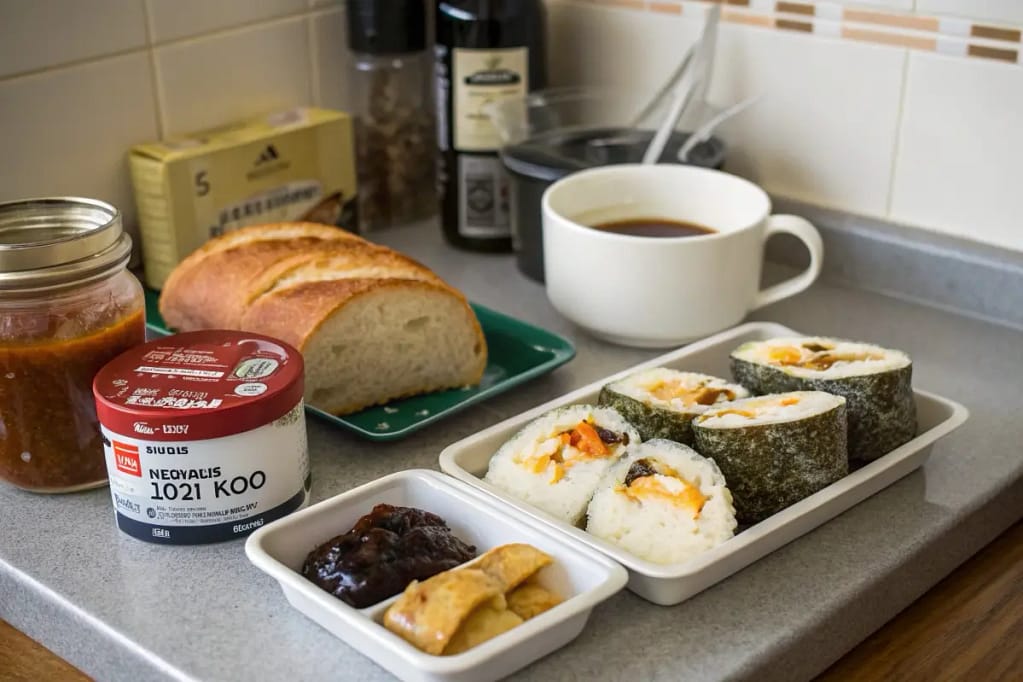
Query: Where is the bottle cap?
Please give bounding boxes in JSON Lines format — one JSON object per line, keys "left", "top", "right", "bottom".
{"left": 346, "top": 0, "right": 427, "bottom": 55}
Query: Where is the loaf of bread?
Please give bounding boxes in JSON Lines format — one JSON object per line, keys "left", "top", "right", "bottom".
{"left": 159, "top": 223, "right": 487, "bottom": 415}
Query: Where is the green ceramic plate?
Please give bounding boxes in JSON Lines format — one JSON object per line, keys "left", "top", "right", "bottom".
{"left": 143, "top": 289, "right": 574, "bottom": 441}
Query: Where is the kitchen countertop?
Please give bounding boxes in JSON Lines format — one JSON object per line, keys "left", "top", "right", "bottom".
{"left": 1, "top": 222, "right": 1021, "bottom": 681}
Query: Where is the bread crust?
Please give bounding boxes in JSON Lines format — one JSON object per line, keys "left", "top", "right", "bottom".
{"left": 159, "top": 222, "right": 362, "bottom": 329}
{"left": 158, "top": 222, "right": 487, "bottom": 414}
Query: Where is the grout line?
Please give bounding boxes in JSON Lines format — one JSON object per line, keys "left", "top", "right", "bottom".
{"left": 140, "top": 0, "right": 167, "bottom": 138}
{"left": 0, "top": 8, "right": 319, "bottom": 84}
{"left": 885, "top": 50, "right": 913, "bottom": 219}
{"left": 307, "top": 12, "right": 321, "bottom": 107}
{"left": 0, "top": 46, "right": 151, "bottom": 84}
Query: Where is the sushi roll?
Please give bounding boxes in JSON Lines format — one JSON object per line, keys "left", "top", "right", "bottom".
{"left": 484, "top": 405, "right": 640, "bottom": 525}
{"left": 598, "top": 368, "right": 750, "bottom": 445}
{"left": 692, "top": 391, "right": 847, "bottom": 524}
{"left": 585, "top": 440, "right": 737, "bottom": 564}
{"left": 731, "top": 337, "right": 916, "bottom": 461}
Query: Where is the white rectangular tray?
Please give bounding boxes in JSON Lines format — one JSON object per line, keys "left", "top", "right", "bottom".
{"left": 439, "top": 322, "right": 969, "bottom": 606}
{"left": 246, "top": 469, "right": 627, "bottom": 682}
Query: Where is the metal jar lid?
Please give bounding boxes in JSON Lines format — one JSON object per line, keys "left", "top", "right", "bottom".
{"left": 0, "top": 197, "right": 132, "bottom": 290}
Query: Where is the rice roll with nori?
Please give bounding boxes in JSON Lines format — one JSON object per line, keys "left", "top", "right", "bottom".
{"left": 484, "top": 405, "right": 640, "bottom": 525}
{"left": 598, "top": 369, "right": 750, "bottom": 445}
{"left": 692, "top": 391, "right": 847, "bottom": 524}
{"left": 731, "top": 337, "right": 916, "bottom": 461}
{"left": 585, "top": 439, "right": 737, "bottom": 564}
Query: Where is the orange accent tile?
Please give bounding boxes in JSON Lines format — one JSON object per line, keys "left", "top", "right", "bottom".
{"left": 649, "top": 2, "right": 682, "bottom": 15}
{"left": 842, "top": 26, "right": 937, "bottom": 51}
{"left": 777, "top": 18, "right": 812, "bottom": 33}
{"left": 777, "top": 2, "right": 814, "bottom": 16}
{"left": 971, "top": 25, "right": 1022, "bottom": 43}
{"left": 592, "top": 0, "right": 643, "bottom": 9}
{"left": 968, "top": 44, "right": 1019, "bottom": 62}
{"left": 723, "top": 9, "right": 773, "bottom": 28}
{"left": 844, "top": 8, "right": 939, "bottom": 32}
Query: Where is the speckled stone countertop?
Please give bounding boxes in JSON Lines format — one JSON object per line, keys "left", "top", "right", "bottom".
{"left": 1, "top": 222, "right": 1021, "bottom": 682}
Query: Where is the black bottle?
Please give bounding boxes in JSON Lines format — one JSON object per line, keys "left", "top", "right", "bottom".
{"left": 435, "top": 0, "right": 547, "bottom": 252}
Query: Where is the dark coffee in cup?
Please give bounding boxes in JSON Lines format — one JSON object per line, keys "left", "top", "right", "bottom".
{"left": 591, "top": 218, "right": 716, "bottom": 238}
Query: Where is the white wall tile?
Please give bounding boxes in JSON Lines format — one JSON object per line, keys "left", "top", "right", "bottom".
{"left": 547, "top": 4, "right": 700, "bottom": 92}
{"left": 0, "top": 0, "right": 147, "bottom": 78}
{"left": 312, "top": 7, "right": 351, "bottom": 110}
{"left": 708, "top": 26, "right": 907, "bottom": 218}
{"left": 890, "top": 53, "right": 1023, "bottom": 252}
{"left": 154, "top": 18, "right": 313, "bottom": 135}
{"left": 0, "top": 54, "right": 159, "bottom": 234}
{"left": 917, "top": 0, "right": 1023, "bottom": 24}
{"left": 549, "top": 4, "right": 907, "bottom": 218}
{"left": 146, "top": 0, "right": 307, "bottom": 43}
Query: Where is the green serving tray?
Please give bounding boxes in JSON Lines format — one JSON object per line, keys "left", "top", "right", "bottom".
{"left": 143, "top": 289, "right": 574, "bottom": 441}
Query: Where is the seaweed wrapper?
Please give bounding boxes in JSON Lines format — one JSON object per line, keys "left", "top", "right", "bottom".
{"left": 693, "top": 402, "right": 848, "bottom": 524}
{"left": 597, "top": 386, "right": 696, "bottom": 445}
{"left": 731, "top": 357, "right": 916, "bottom": 462}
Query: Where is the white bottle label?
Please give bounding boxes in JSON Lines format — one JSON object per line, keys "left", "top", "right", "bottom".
{"left": 452, "top": 47, "right": 529, "bottom": 152}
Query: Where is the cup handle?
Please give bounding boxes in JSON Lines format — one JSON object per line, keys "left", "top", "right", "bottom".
{"left": 751, "top": 214, "right": 824, "bottom": 311}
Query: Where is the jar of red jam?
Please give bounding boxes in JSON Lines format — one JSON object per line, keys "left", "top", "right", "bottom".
{"left": 0, "top": 198, "right": 146, "bottom": 493}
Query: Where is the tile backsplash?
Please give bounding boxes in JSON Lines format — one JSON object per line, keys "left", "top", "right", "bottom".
{"left": 0, "top": 0, "right": 1021, "bottom": 256}
{"left": 0, "top": 0, "right": 349, "bottom": 244}
{"left": 549, "top": 0, "right": 1023, "bottom": 252}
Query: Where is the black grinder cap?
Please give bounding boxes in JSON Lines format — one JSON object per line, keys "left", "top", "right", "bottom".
{"left": 346, "top": 0, "right": 427, "bottom": 54}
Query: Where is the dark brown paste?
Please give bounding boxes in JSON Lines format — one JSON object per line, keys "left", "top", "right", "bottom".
{"left": 0, "top": 309, "right": 146, "bottom": 491}
{"left": 624, "top": 458, "right": 659, "bottom": 487}
{"left": 301, "top": 504, "right": 477, "bottom": 608}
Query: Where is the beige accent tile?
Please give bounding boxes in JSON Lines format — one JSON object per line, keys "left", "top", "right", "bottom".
{"left": 843, "top": 8, "right": 940, "bottom": 32}
{"left": 649, "top": 2, "right": 683, "bottom": 15}
{"left": 842, "top": 27, "right": 937, "bottom": 51}
{"left": 154, "top": 17, "right": 313, "bottom": 135}
{"left": 0, "top": 53, "right": 159, "bottom": 238}
{"left": 917, "top": 0, "right": 1023, "bottom": 25}
{"left": 0, "top": 0, "right": 147, "bottom": 78}
{"left": 890, "top": 53, "right": 1023, "bottom": 252}
{"left": 311, "top": 7, "right": 351, "bottom": 110}
{"left": 724, "top": 10, "right": 774, "bottom": 28}
{"left": 146, "top": 0, "right": 306, "bottom": 43}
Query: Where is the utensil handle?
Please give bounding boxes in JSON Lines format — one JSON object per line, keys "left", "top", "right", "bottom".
{"left": 751, "top": 215, "right": 823, "bottom": 310}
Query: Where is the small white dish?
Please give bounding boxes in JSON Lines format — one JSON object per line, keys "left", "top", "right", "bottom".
{"left": 245, "top": 469, "right": 628, "bottom": 682}
{"left": 439, "top": 322, "right": 969, "bottom": 606}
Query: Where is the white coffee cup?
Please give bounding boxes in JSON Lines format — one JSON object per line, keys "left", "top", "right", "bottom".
{"left": 542, "top": 164, "right": 823, "bottom": 348}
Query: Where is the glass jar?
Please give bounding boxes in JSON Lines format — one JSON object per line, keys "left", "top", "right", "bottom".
{"left": 0, "top": 198, "right": 146, "bottom": 493}
{"left": 345, "top": 0, "right": 437, "bottom": 232}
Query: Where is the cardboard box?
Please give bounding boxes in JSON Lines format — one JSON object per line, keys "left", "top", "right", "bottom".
{"left": 130, "top": 108, "right": 358, "bottom": 289}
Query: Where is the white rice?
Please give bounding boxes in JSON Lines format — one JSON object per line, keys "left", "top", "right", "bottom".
{"left": 585, "top": 440, "right": 736, "bottom": 565}
{"left": 484, "top": 405, "right": 640, "bottom": 525}
{"left": 695, "top": 391, "right": 845, "bottom": 429}
{"left": 733, "top": 337, "right": 909, "bottom": 380}
{"left": 606, "top": 368, "right": 749, "bottom": 413}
